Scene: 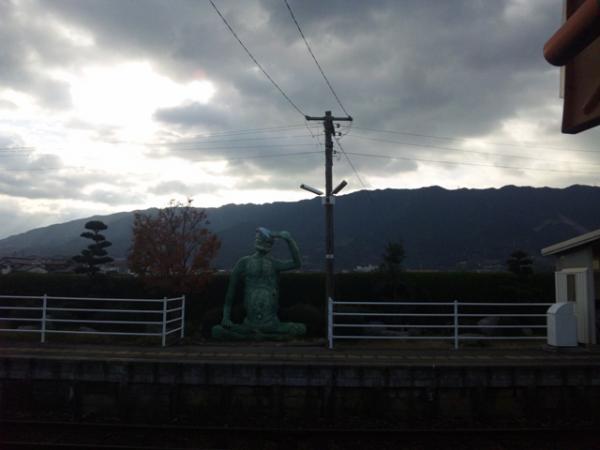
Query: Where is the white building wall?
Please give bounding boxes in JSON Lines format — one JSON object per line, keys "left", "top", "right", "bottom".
{"left": 554, "top": 247, "right": 596, "bottom": 344}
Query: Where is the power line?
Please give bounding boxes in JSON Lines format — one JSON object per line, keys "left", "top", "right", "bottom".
{"left": 345, "top": 151, "right": 599, "bottom": 176}
{"left": 23, "top": 131, "right": 326, "bottom": 156}
{"left": 0, "top": 165, "right": 89, "bottom": 173}
{"left": 209, "top": 0, "right": 306, "bottom": 117}
{"left": 189, "top": 150, "right": 322, "bottom": 163}
{"left": 352, "top": 125, "right": 600, "bottom": 154}
{"left": 138, "top": 124, "right": 322, "bottom": 151}
{"left": 304, "top": 120, "right": 324, "bottom": 150}
{"left": 0, "top": 146, "right": 33, "bottom": 151}
{"left": 334, "top": 135, "right": 380, "bottom": 225}
{"left": 333, "top": 136, "right": 368, "bottom": 189}
{"left": 0, "top": 151, "right": 322, "bottom": 172}
{"left": 283, "top": 0, "right": 350, "bottom": 117}
{"left": 176, "top": 124, "right": 316, "bottom": 138}
{"left": 149, "top": 133, "right": 323, "bottom": 148}
{"left": 347, "top": 134, "right": 600, "bottom": 168}
{"left": 52, "top": 124, "right": 321, "bottom": 148}
{"left": 151, "top": 143, "right": 317, "bottom": 153}
{"left": 0, "top": 152, "right": 322, "bottom": 173}
{"left": 2, "top": 142, "right": 320, "bottom": 167}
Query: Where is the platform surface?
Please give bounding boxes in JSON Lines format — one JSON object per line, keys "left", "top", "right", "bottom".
{"left": 1, "top": 341, "right": 600, "bottom": 367}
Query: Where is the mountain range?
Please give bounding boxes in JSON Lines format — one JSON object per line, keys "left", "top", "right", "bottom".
{"left": 1, "top": 185, "right": 599, "bottom": 271}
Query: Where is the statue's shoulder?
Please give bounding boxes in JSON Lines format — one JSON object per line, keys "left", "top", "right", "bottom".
{"left": 234, "top": 255, "right": 252, "bottom": 268}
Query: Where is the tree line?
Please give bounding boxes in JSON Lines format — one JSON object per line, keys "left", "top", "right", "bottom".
{"left": 73, "top": 199, "right": 220, "bottom": 294}
{"left": 72, "top": 199, "right": 535, "bottom": 295}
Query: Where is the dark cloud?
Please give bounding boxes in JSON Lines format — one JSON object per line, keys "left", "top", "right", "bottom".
{"left": 0, "top": 154, "right": 137, "bottom": 204}
{"left": 34, "top": 78, "right": 72, "bottom": 109}
{"left": 3, "top": 0, "right": 600, "bottom": 236}
{"left": 0, "top": 134, "right": 25, "bottom": 148}
{"left": 0, "top": 200, "right": 58, "bottom": 239}
{"left": 33, "top": 0, "right": 565, "bottom": 138}
{"left": 0, "top": 1, "right": 76, "bottom": 109}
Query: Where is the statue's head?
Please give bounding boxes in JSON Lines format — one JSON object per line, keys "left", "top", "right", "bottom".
{"left": 255, "top": 227, "right": 274, "bottom": 254}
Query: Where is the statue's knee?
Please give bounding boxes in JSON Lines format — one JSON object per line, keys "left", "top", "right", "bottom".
{"left": 211, "top": 324, "right": 226, "bottom": 339}
{"left": 287, "top": 322, "right": 306, "bottom": 336}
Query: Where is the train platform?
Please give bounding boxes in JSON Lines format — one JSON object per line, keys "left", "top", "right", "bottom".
{"left": 1, "top": 340, "right": 599, "bottom": 367}
{"left": 2, "top": 340, "right": 600, "bottom": 429}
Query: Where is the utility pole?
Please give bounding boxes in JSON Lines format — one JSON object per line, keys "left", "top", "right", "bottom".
{"left": 305, "top": 111, "right": 353, "bottom": 305}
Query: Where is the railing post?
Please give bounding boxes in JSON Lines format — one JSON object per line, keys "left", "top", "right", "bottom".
{"left": 180, "top": 295, "right": 186, "bottom": 339}
{"left": 327, "top": 297, "right": 333, "bottom": 349}
{"left": 453, "top": 300, "right": 459, "bottom": 350}
{"left": 162, "top": 296, "right": 167, "bottom": 347}
{"left": 41, "top": 294, "right": 48, "bottom": 344}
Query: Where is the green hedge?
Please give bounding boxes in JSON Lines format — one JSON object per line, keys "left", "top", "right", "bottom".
{"left": 0, "top": 271, "right": 554, "bottom": 339}
{"left": 0, "top": 272, "right": 147, "bottom": 297}
{"left": 336, "top": 272, "right": 553, "bottom": 302}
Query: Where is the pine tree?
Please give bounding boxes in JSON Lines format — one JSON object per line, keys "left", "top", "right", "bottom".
{"left": 379, "top": 241, "right": 405, "bottom": 298}
{"left": 506, "top": 250, "right": 533, "bottom": 278}
{"left": 73, "top": 220, "right": 114, "bottom": 277}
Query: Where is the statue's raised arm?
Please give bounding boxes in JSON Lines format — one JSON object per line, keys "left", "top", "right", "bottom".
{"left": 211, "top": 227, "right": 306, "bottom": 340}
{"left": 271, "top": 230, "right": 301, "bottom": 272}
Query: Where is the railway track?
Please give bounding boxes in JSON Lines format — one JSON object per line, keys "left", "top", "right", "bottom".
{"left": 1, "top": 419, "right": 600, "bottom": 450}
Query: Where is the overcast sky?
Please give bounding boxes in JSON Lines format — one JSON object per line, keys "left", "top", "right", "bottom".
{"left": 0, "top": 0, "right": 598, "bottom": 239}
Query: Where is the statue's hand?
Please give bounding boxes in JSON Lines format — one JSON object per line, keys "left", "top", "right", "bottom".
{"left": 221, "top": 317, "right": 234, "bottom": 328}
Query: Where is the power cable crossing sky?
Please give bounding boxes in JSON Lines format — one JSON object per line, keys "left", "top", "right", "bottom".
{"left": 0, "top": 0, "right": 598, "bottom": 237}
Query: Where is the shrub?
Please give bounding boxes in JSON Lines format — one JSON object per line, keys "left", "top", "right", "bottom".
{"left": 280, "top": 303, "right": 325, "bottom": 338}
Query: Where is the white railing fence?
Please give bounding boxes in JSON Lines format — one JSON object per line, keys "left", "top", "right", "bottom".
{"left": 0, "top": 294, "right": 186, "bottom": 347}
{"left": 328, "top": 298, "right": 552, "bottom": 349}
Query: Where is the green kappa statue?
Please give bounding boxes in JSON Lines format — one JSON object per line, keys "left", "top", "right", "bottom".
{"left": 211, "top": 227, "right": 306, "bottom": 340}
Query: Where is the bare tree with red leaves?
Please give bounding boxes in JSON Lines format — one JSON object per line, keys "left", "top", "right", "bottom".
{"left": 128, "top": 199, "right": 221, "bottom": 293}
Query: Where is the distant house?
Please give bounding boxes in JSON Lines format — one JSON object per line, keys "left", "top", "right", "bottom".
{"left": 0, "top": 256, "right": 76, "bottom": 274}
{"left": 541, "top": 229, "right": 600, "bottom": 345}
{"left": 44, "top": 259, "right": 77, "bottom": 273}
{"left": 23, "top": 265, "right": 48, "bottom": 274}
{"left": 353, "top": 264, "right": 378, "bottom": 273}
{"left": 0, "top": 257, "right": 42, "bottom": 274}
{"left": 0, "top": 256, "right": 128, "bottom": 275}
{"left": 0, "top": 263, "right": 11, "bottom": 275}
{"left": 100, "top": 259, "right": 130, "bottom": 274}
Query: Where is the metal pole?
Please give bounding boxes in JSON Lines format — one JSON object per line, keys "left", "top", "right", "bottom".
{"left": 324, "top": 111, "right": 335, "bottom": 305}
{"left": 305, "top": 111, "right": 352, "bottom": 341}
{"left": 180, "top": 295, "right": 186, "bottom": 339}
{"left": 162, "top": 296, "right": 167, "bottom": 347}
{"left": 41, "top": 294, "right": 48, "bottom": 344}
{"left": 328, "top": 297, "right": 333, "bottom": 349}
{"left": 453, "top": 300, "right": 459, "bottom": 350}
